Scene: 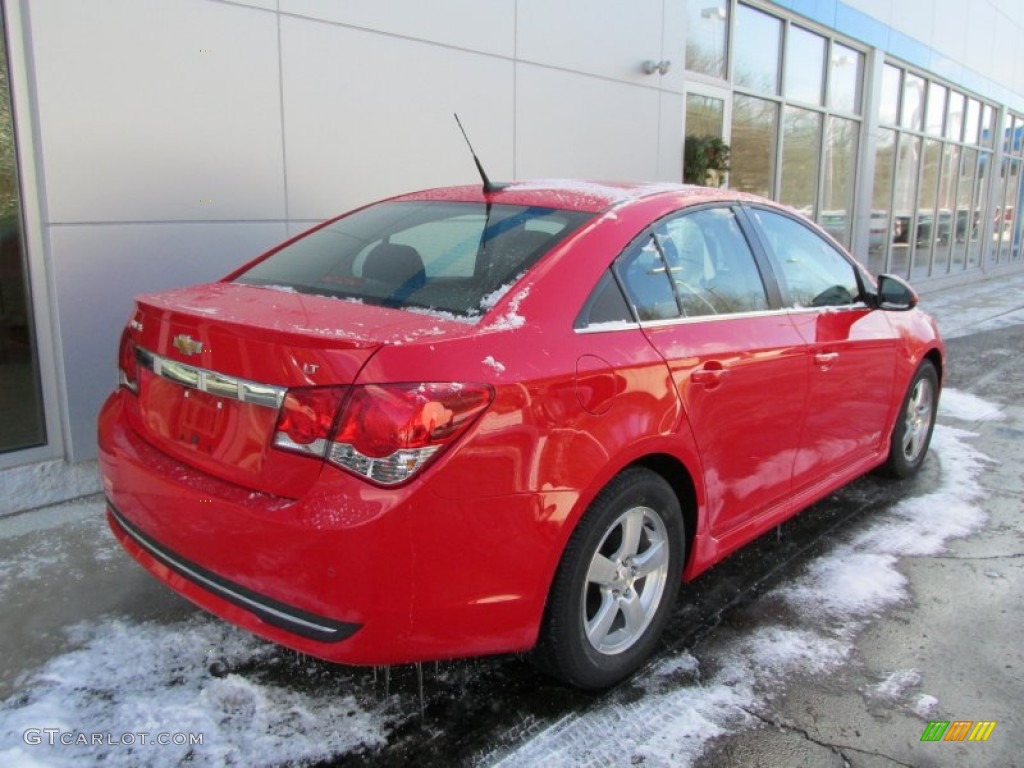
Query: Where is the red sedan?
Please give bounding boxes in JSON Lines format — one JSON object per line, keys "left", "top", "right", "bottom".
{"left": 98, "top": 181, "right": 943, "bottom": 689}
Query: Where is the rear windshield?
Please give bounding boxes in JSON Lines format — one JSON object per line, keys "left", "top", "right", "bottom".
{"left": 234, "top": 201, "right": 592, "bottom": 318}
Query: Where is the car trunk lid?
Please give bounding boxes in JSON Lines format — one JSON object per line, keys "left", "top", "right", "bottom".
{"left": 125, "top": 281, "right": 474, "bottom": 497}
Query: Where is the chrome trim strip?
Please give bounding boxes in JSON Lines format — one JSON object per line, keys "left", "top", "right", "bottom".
{"left": 135, "top": 346, "right": 286, "bottom": 409}
{"left": 576, "top": 302, "right": 873, "bottom": 333}
{"left": 574, "top": 321, "right": 642, "bottom": 335}
{"left": 637, "top": 307, "right": 791, "bottom": 329}
{"left": 784, "top": 302, "right": 870, "bottom": 316}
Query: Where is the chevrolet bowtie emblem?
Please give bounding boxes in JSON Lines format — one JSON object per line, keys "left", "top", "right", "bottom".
{"left": 172, "top": 334, "right": 204, "bottom": 356}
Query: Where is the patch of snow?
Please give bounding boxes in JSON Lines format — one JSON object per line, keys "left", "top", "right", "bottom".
{"left": 404, "top": 306, "right": 479, "bottom": 325}
{"left": 294, "top": 326, "right": 373, "bottom": 342}
{"left": 508, "top": 179, "right": 686, "bottom": 203}
{"left": 482, "top": 356, "right": 506, "bottom": 374}
{"left": 178, "top": 305, "right": 220, "bottom": 316}
{"left": 868, "top": 669, "right": 922, "bottom": 702}
{"left": 255, "top": 284, "right": 299, "bottom": 294}
{"left": 940, "top": 387, "right": 1004, "bottom": 422}
{"left": 780, "top": 551, "right": 907, "bottom": 627}
{"left": 0, "top": 460, "right": 101, "bottom": 517}
{"left": 486, "top": 287, "right": 530, "bottom": 331}
{"left": 849, "top": 425, "right": 991, "bottom": 557}
{"left": 0, "top": 617, "right": 385, "bottom": 767}
{"left": 480, "top": 279, "right": 519, "bottom": 312}
{"left": 913, "top": 694, "right": 939, "bottom": 717}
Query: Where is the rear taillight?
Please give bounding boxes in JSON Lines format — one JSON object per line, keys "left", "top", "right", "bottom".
{"left": 118, "top": 327, "right": 139, "bottom": 393}
{"left": 273, "top": 387, "right": 348, "bottom": 457}
{"left": 273, "top": 382, "right": 493, "bottom": 486}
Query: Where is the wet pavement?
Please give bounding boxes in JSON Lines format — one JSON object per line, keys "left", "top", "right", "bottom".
{"left": 1, "top": 271, "right": 1023, "bottom": 766}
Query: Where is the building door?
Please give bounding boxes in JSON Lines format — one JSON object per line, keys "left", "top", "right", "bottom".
{"left": 0, "top": 7, "right": 46, "bottom": 453}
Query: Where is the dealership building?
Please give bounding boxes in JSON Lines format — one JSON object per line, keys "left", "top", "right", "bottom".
{"left": 1, "top": 0, "right": 1022, "bottom": 499}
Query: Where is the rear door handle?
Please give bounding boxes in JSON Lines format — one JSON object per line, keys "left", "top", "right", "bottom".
{"left": 691, "top": 362, "right": 728, "bottom": 387}
{"left": 814, "top": 351, "right": 839, "bottom": 367}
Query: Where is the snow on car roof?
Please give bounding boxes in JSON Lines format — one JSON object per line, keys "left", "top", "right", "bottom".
{"left": 390, "top": 179, "right": 723, "bottom": 213}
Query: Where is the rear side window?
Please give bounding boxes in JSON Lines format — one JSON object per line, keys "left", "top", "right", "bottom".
{"left": 614, "top": 235, "right": 680, "bottom": 321}
{"left": 749, "top": 208, "right": 861, "bottom": 308}
{"left": 653, "top": 207, "right": 769, "bottom": 317}
{"left": 234, "top": 202, "right": 591, "bottom": 318}
{"left": 574, "top": 270, "right": 634, "bottom": 329}
{"left": 612, "top": 207, "right": 771, "bottom": 322}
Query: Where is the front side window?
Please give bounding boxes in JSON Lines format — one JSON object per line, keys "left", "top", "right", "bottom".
{"left": 235, "top": 202, "right": 591, "bottom": 318}
{"left": 749, "top": 207, "right": 861, "bottom": 308}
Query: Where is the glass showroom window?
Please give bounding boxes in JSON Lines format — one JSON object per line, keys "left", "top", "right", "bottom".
{"left": 731, "top": 95, "right": 778, "bottom": 197}
{"left": 821, "top": 116, "right": 859, "bottom": 247}
{"left": 994, "top": 113, "right": 1024, "bottom": 264}
{"left": 733, "top": 4, "right": 781, "bottom": 94}
{"left": 784, "top": 25, "right": 825, "bottom": 106}
{"left": 780, "top": 107, "right": 821, "bottom": 213}
{"left": 0, "top": 8, "right": 46, "bottom": 453}
{"left": 728, "top": 5, "right": 864, "bottom": 248}
{"left": 686, "top": 0, "right": 729, "bottom": 79}
{"left": 829, "top": 43, "right": 862, "bottom": 114}
{"left": 869, "top": 127, "right": 896, "bottom": 276}
{"left": 872, "top": 61, "right": 996, "bottom": 279}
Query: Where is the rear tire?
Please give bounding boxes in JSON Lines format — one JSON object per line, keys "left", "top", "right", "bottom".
{"left": 533, "top": 467, "right": 683, "bottom": 690}
{"left": 880, "top": 360, "right": 939, "bottom": 478}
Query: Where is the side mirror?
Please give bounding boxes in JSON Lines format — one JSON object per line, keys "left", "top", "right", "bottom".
{"left": 876, "top": 273, "right": 918, "bottom": 311}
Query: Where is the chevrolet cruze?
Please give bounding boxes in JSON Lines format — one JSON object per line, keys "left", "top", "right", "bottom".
{"left": 99, "top": 180, "right": 943, "bottom": 689}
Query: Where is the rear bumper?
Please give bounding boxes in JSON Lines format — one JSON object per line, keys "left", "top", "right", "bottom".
{"left": 107, "top": 501, "right": 359, "bottom": 643}
{"left": 98, "top": 390, "right": 565, "bottom": 664}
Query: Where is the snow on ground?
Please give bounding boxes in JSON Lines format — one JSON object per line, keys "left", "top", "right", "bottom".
{"left": 0, "top": 460, "right": 100, "bottom": 517}
{"left": 0, "top": 617, "right": 386, "bottom": 767}
{"left": 486, "top": 413, "right": 996, "bottom": 767}
{"left": 0, "top": 501, "right": 117, "bottom": 602}
{"left": 0, "top": 400, "right": 999, "bottom": 767}
{"left": 940, "top": 387, "right": 1005, "bottom": 422}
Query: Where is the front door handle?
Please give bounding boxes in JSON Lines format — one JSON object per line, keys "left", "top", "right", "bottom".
{"left": 814, "top": 351, "right": 839, "bottom": 367}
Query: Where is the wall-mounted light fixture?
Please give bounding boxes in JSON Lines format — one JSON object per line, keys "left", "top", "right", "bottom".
{"left": 642, "top": 59, "right": 671, "bottom": 75}
{"left": 700, "top": 6, "right": 727, "bottom": 21}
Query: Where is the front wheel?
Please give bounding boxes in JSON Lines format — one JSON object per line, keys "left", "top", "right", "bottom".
{"left": 533, "top": 467, "right": 683, "bottom": 690}
{"left": 880, "top": 360, "right": 939, "bottom": 478}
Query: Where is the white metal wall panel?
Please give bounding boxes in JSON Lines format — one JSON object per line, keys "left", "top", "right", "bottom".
{"left": 515, "top": 0, "right": 664, "bottom": 84}
{"left": 514, "top": 63, "right": 660, "bottom": 180}
{"left": 280, "top": 15, "right": 515, "bottom": 220}
{"left": 27, "top": 0, "right": 286, "bottom": 223}
{"left": 280, "top": 0, "right": 516, "bottom": 57}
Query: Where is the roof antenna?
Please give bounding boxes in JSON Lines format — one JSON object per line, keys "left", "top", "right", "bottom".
{"left": 454, "top": 113, "right": 506, "bottom": 194}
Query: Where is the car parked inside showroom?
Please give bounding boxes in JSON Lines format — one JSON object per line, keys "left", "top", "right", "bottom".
{"left": 99, "top": 180, "right": 943, "bottom": 690}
